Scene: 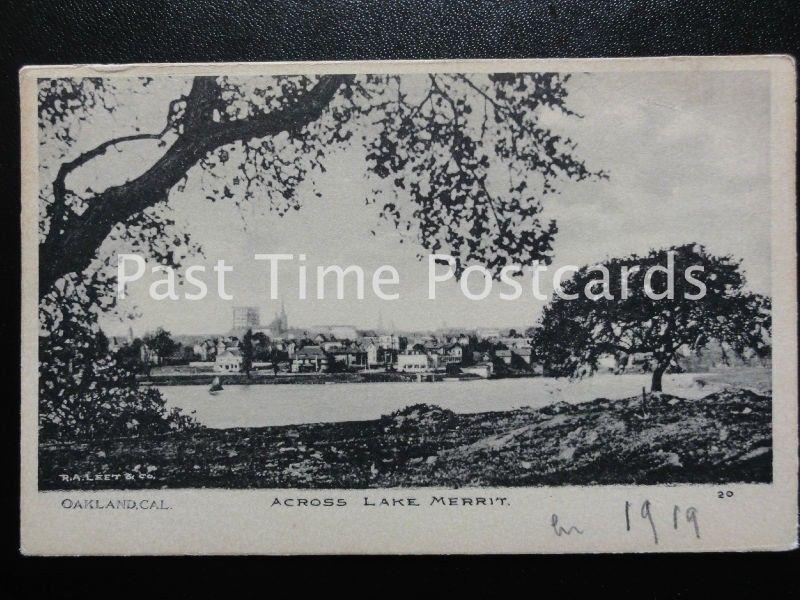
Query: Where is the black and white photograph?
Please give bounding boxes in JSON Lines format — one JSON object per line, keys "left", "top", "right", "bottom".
{"left": 19, "top": 56, "right": 797, "bottom": 555}
{"left": 34, "top": 65, "right": 777, "bottom": 489}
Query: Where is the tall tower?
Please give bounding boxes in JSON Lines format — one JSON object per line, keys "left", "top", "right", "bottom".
{"left": 267, "top": 298, "right": 288, "bottom": 335}
{"left": 278, "top": 298, "right": 288, "bottom": 333}
{"left": 233, "top": 306, "right": 260, "bottom": 331}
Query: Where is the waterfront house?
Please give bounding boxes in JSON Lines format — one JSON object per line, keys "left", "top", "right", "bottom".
{"left": 442, "top": 344, "right": 463, "bottom": 366}
{"left": 397, "top": 350, "right": 434, "bottom": 373}
{"left": 291, "top": 345, "right": 331, "bottom": 373}
{"left": 214, "top": 348, "right": 243, "bottom": 373}
{"left": 330, "top": 344, "right": 367, "bottom": 370}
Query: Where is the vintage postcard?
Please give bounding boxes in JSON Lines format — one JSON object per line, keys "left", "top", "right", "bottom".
{"left": 20, "top": 56, "right": 797, "bottom": 554}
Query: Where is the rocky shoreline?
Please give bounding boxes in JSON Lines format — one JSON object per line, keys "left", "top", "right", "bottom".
{"left": 39, "top": 388, "right": 771, "bottom": 489}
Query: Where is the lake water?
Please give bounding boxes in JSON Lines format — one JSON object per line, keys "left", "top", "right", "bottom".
{"left": 161, "top": 371, "right": 756, "bottom": 429}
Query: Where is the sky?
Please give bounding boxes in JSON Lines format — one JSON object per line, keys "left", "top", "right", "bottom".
{"left": 49, "top": 69, "right": 772, "bottom": 336}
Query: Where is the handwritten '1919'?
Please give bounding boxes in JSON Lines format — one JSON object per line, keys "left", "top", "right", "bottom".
{"left": 625, "top": 500, "right": 700, "bottom": 544}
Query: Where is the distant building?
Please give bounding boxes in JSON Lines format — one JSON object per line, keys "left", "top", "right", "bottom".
{"left": 215, "top": 348, "right": 242, "bottom": 373}
{"left": 295, "top": 325, "right": 359, "bottom": 342}
{"left": 476, "top": 328, "right": 501, "bottom": 340}
{"left": 397, "top": 351, "right": 434, "bottom": 373}
{"left": 377, "top": 334, "right": 402, "bottom": 351}
{"left": 232, "top": 306, "right": 260, "bottom": 330}
{"left": 409, "top": 335, "right": 434, "bottom": 348}
{"left": 275, "top": 328, "right": 306, "bottom": 341}
{"left": 452, "top": 334, "right": 471, "bottom": 346}
{"left": 330, "top": 344, "right": 367, "bottom": 369}
{"left": 263, "top": 299, "right": 289, "bottom": 336}
{"left": 442, "top": 345, "right": 463, "bottom": 366}
{"left": 291, "top": 346, "right": 331, "bottom": 373}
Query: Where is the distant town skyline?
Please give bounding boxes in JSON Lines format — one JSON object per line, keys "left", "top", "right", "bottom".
{"left": 116, "top": 301, "right": 533, "bottom": 340}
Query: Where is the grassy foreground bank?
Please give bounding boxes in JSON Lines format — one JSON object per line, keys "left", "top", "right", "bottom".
{"left": 40, "top": 388, "right": 771, "bottom": 489}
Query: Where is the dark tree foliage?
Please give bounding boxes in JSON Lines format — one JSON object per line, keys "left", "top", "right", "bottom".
{"left": 143, "top": 327, "right": 178, "bottom": 359}
{"left": 251, "top": 331, "right": 271, "bottom": 361}
{"left": 534, "top": 244, "right": 771, "bottom": 392}
{"left": 39, "top": 319, "right": 196, "bottom": 442}
{"left": 241, "top": 329, "right": 254, "bottom": 376}
{"left": 36, "top": 268, "right": 198, "bottom": 441}
{"left": 115, "top": 337, "right": 146, "bottom": 374}
{"left": 38, "top": 72, "right": 603, "bottom": 303}
{"left": 37, "top": 72, "right": 601, "bottom": 439}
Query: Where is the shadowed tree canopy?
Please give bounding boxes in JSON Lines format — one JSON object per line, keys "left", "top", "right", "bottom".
{"left": 533, "top": 244, "right": 771, "bottom": 392}
{"left": 241, "top": 328, "right": 254, "bottom": 376}
{"left": 38, "top": 72, "right": 604, "bottom": 316}
{"left": 143, "top": 327, "right": 177, "bottom": 359}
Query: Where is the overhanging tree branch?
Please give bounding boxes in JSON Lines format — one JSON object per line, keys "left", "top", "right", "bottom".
{"left": 39, "top": 74, "right": 354, "bottom": 298}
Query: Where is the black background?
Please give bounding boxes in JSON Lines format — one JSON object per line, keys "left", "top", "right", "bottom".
{"left": 2, "top": 0, "right": 797, "bottom": 597}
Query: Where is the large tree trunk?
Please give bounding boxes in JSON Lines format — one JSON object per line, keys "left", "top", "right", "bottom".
{"left": 38, "top": 74, "right": 352, "bottom": 300}
{"left": 651, "top": 362, "right": 668, "bottom": 393}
